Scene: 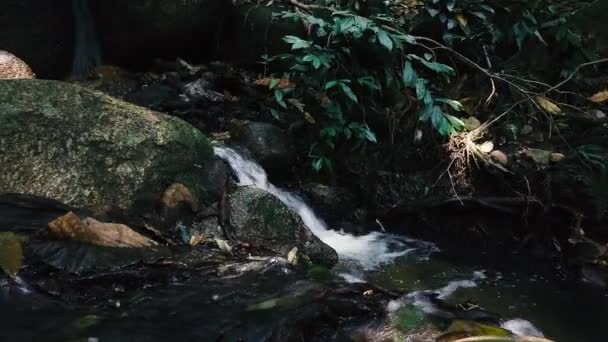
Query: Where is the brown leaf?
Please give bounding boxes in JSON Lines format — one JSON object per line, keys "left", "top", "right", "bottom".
{"left": 535, "top": 96, "right": 562, "bottom": 115}
{"left": 254, "top": 78, "right": 296, "bottom": 89}
{"left": 48, "top": 212, "right": 158, "bottom": 248}
{"left": 589, "top": 90, "right": 608, "bottom": 103}
{"left": 304, "top": 112, "right": 316, "bottom": 124}
{"left": 0, "top": 232, "right": 23, "bottom": 277}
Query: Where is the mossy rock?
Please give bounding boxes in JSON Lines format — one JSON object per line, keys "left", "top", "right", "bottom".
{"left": 229, "top": 186, "right": 338, "bottom": 266}
{"left": 0, "top": 79, "right": 212, "bottom": 215}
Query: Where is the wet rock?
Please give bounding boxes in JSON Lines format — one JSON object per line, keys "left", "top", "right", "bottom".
{"left": 0, "top": 1, "right": 73, "bottom": 78}
{"left": 201, "top": 157, "right": 230, "bottom": 201}
{"left": 0, "top": 193, "right": 74, "bottom": 232}
{"left": 525, "top": 148, "right": 552, "bottom": 165}
{"left": 520, "top": 124, "right": 533, "bottom": 135}
{"left": 490, "top": 150, "right": 509, "bottom": 166}
{"left": 0, "top": 80, "right": 212, "bottom": 216}
{"left": 0, "top": 51, "right": 35, "bottom": 79}
{"left": 302, "top": 183, "right": 359, "bottom": 223}
{"left": 230, "top": 120, "right": 295, "bottom": 178}
{"left": 91, "top": 0, "right": 229, "bottom": 67}
{"left": 125, "top": 84, "right": 182, "bottom": 110}
{"left": 75, "top": 65, "right": 140, "bottom": 99}
{"left": 229, "top": 186, "right": 338, "bottom": 266}
{"left": 27, "top": 240, "right": 170, "bottom": 274}
{"left": 551, "top": 146, "right": 608, "bottom": 222}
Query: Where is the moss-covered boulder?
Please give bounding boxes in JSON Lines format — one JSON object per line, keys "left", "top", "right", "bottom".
{"left": 91, "top": 0, "right": 229, "bottom": 67}
{"left": 229, "top": 187, "right": 338, "bottom": 267}
{"left": 0, "top": 79, "right": 212, "bottom": 215}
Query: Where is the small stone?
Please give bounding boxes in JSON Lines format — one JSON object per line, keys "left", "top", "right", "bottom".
{"left": 526, "top": 148, "right": 552, "bottom": 165}
{"left": 532, "top": 131, "right": 545, "bottom": 143}
{"left": 0, "top": 50, "right": 35, "bottom": 79}
{"left": 463, "top": 116, "right": 481, "bottom": 131}
{"left": 490, "top": 150, "right": 509, "bottom": 166}
{"left": 479, "top": 141, "right": 494, "bottom": 153}
{"left": 503, "top": 123, "right": 518, "bottom": 141}
{"left": 550, "top": 153, "right": 566, "bottom": 163}
{"left": 520, "top": 124, "right": 533, "bottom": 135}
{"left": 591, "top": 109, "right": 606, "bottom": 119}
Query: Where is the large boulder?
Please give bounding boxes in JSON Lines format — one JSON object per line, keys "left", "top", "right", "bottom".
{"left": 0, "top": 0, "right": 73, "bottom": 78}
{"left": 90, "top": 0, "right": 229, "bottom": 67}
{"left": 229, "top": 187, "right": 338, "bottom": 267}
{"left": 0, "top": 79, "right": 213, "bottom": 215}
{"left": 302, "top": 183, "right": 359, "bottom": 224}
{"left": 230, "top": 120, "right": 295, "bottom": 178}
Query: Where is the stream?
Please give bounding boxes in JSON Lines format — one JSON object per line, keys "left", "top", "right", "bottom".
{"left": 0, "top": 147, "right": 606, "bottom": 341}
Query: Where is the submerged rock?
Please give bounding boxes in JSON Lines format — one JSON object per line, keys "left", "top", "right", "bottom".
{"left": 0, "top": 79, "right": 212, "bottom": 216}
{"left": 229, "top": 187, "right": 338, "bottom": 266}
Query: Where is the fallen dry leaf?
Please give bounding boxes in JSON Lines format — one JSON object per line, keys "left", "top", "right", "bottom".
{"left": 535, "top": 96, "right": 562, "bottom": 115}
{"left": 304, "top": 112, "right": 316, "bottom": 124}
{"left": 254, "top": 77, "right": 296, "bottom": 89}
{"left": 189, "top": 233, "right": 207, "bottom": 246}
{"left": 589, "top": 90, "right": 608, "bottom": 103}
{"left": 0, "top": 232, "right": 23, "bottom": 277}
{"left": 48, "top": 212, "right": 158, "bottom": 248}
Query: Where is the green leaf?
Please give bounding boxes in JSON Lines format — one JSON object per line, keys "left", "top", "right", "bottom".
{"left": 270, "top": 108, "right": 280, "bottom": 120}
{"left": 274, "top": 89, "right": 287, "bottom": 109}
{"left": 377, "top": 31, "right": 393, "bottom": 51}
{"left": 415, "top": 78, "right": 428, "bottom": 100}
{"left": 408, "top": 54, "right": 455, "bottom": 76}
{"left": 339, "top": 83, "right": 358, "bottom": 103}
{"left": 402, "top": 61, "right": 417, "bottom": 86}
{"left": 325, "top": 80, "right": 339, "bottom": 90}
{"left": 283, "top": 35, "right": 311, "bottom": 50}
{"left": 312, "top": 158, "right": 324, "bottom": 172}
{"left": 362, "top": 126, "right": 377, "bottom": 143}
{"left": 269, "top": 78, "right": 280, "bottom": 89}
{"left": 357, "top": 76, "right": 381, "bottom": 91}
{"left": 436, "top": 98, "right": 464, "bottom": 111}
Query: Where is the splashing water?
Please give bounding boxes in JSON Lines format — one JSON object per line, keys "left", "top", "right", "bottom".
{"left": 214, "top": 146, "right": 437, "bottom": 270}
{"left": 387, "top": 271, "right": 544, "bottom": 337}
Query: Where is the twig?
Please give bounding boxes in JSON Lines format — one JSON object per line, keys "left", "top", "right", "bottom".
{"left": 288, "top": 0, "right": 332, "bottom": 11}
{"left": 482, "top": 44, "right": 496, "bottom": 105}
{"left": 543, "top": 58, "right": 608, "bottom": 95}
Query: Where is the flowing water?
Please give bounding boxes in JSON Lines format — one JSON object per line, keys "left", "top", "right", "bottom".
{"left": 215, "top": 145, "right": 608, "bottom": 342}
{"left": 214, "top": 146, "right": 438, "bottom": 271}
{"left": 0, "top": 147, "right": 605, "bottom": 341}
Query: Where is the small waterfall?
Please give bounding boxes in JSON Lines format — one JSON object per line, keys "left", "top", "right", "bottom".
{"left": 71, "top": 0, "right": 101, "bottom": 78}
{"left": 214, "top": 146, "right": 437, "bottom": 270}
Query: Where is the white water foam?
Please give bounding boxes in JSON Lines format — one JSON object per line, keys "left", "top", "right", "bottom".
{"left": 387, "top": 271, "right": 543, "bottom": 337}
{"left": 501, "top": 318, "right": 544, "bottom": 337}
{"left": 214, "top": 145, "right": 437, "bottom": 270}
